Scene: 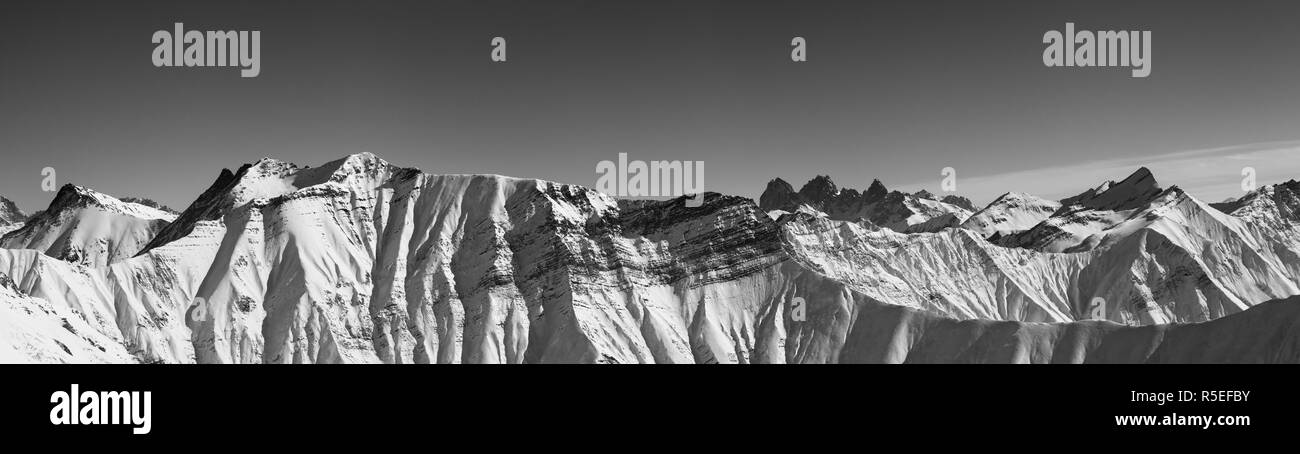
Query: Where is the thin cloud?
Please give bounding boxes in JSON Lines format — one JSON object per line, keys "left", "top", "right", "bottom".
{"left": 897, "top": 140, "right": 1300, "bottom": 207}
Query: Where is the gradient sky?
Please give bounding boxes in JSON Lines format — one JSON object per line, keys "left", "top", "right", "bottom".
{"left": 3, "top": 0, "right": 1300, "bottom": 213}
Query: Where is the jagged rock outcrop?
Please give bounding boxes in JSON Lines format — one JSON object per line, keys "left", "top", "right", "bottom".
{"left": 758, "top": 178, "right": 800, "bottom": 214}
{"left": 120, "top": 197, "right": 179, "bottom": 215}
{"left": 758, "top": 175, "right": 972, "bottom": 232}
{"left": 940, "top": 194, "right": 976, "bottom": 211}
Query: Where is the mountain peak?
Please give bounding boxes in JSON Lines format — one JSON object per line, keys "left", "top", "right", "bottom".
{"left": 939, "top": 194, "right": 976, "bottom": 211}
{"left": 1119, "top": 166, "right": 1157, "bottom": 188}
{"left": 245, "top": 157, "right": 300, "bottom": 179}
{"left": 49, "top": 184, "right": 107, "bottom": 210}
{"left": 0, "top": 196, "right": 24, "bottom": 225}
{"left": 865, "top": 179, "right": 889, "bottom": 201}
{"left": 758, "top": 178, "right": 800, "bottom": 212}
{"left": 1059, "top": 167, "right": 1163, "bottom": 212}
{"left": 42, "top": 184, "right": 175, "bottom": 221}
{"left": 1, "top": 184, "right": 175, "bottom": 266}
{"left": 798, "top": 175, "right": 839, "bottom": 202}
{"left": 293, "top": 152, "right": 398, "bottom": 188}
{"left": 346, "top": 151, "right": 379, "bottom": 162}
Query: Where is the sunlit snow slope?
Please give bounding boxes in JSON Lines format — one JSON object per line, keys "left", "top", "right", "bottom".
{"left": 1, "top": 184, "right": 175, "bottom": 267}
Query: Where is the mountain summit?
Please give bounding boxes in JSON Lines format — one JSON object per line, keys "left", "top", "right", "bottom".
{"left": 1058, "top": 166, "right": 1163, "bottom": 213}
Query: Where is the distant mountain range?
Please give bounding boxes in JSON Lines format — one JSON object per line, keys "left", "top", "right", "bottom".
{"left": 2, "top": 153, "right": 1299, "bottom": 363}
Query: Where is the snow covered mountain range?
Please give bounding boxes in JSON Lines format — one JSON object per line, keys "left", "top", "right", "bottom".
{"left": 2, "top": 153, "right": 1299, "bottom": 363}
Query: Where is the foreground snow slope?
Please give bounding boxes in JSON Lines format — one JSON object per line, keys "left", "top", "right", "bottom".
{"left": 0, "top": 272, "right": 134, "bottom": 363}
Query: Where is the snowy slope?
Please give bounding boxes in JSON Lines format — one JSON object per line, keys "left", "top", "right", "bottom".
{"left": 1214, "top": 179, "right": 1300, "bottom": 229}
{"left": 0, "top": 221, "right": 221, "bottom": 364}
{"left": 1003, "top": 167, "right": 1167, "bottom": 252}
{"left": 0, "top": 272, "right": 134, "bottom": 363}
{"left": 960, "top": 192, "right": 1061, "bottom": 240}
{"left": 1, "top": 184, "right": 175, "bottom": 267}
{"left": 777, "top": 186, "right": 1300, "bottom": 325}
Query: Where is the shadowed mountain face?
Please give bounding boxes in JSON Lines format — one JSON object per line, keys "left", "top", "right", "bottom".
{"left": 0, "top": 155, "right": 1299, "bottom": 363}
{"left": 1058, "top": 167, "right": 1163, "bottom": 212}
{"left": 939, "top": 195, "right": 976, "bottom": 211}
{"left": 758, "top": 178, "right": 799, "bottom": 213}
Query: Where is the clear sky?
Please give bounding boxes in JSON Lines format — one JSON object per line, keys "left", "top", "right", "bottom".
{"left": 3, "top": 0, "right": 1300, "bottom": 213}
